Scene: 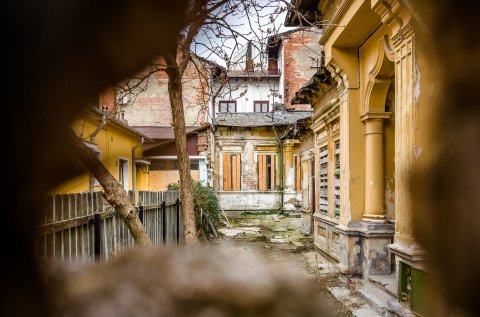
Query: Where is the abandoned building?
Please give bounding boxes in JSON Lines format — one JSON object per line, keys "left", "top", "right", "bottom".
{"left": 286, "top": 0, "right": 434, "bottom": 315}
{"left": 209, "top": 30, "right": 322, "bottom": 213}
{"left": 118, "top": 55, "right": 216, "bottom": 190}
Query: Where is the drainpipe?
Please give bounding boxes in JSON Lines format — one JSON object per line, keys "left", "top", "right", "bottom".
{"left": 89, "top": 115, "right": 107, "bottom": 192}
{"left": 132, "top": 137, "right": 145, "bottom": 205}
{"left": 91, "top": 115, "right": 106, "bottom": 143}
{"left": 272, "top": 126, "right": 284, "bottom": 214}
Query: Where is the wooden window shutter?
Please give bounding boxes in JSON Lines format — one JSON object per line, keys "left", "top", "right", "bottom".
{"left": 223, "top": 153, "right": 231, "bottom": 191}
{"left": 295, "top": 156, "right": 301, "bottom": 191}
{"left": 258, "top": 154, "right": 276, "bottom": 191}
{"left": 270, "top": 154, "right": 276, "bottom": 190}
{"left": 223, "top": 153, "right": 241, "bottom": 191}
{"left": 231, "top": 154, "right": 241, "bottom": 190}
{"left": 258, "top": 154, "right": 265, "bottom": 191}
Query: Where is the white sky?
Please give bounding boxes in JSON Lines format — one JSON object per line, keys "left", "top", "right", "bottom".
{"left": 192, "top": 0, "right": 296, "bottom": 66}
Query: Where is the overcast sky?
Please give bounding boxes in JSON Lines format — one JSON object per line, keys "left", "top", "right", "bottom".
{"left": 193, "top": 0, "right": 296, "bottom": 66}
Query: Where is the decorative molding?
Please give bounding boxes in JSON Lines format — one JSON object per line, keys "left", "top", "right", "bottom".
{"left": 315, "top": 129, "right": 328, "bottom": 145}
{"left": 362, "top": 37, "right": 395, "bottom": 115}
{"left": 360, "top": 111, "right": 392, "bottom": 122}
{"left": 388, "top": 243, "right": 429, "bottom": 265}
{"left": 320, "top": 0, "right": 355, "bottom": 45}
{"left": 326, "top": 60, "right": 346, "bottom": 89}
{"left": 314, "top": 97, "right": 340, "bottom": 120}
{"left": 216, "top": 141, "right": 246, "bottom": 151}
{"left": 383, "top": 34, "right": 396, "bottom": 62}
{"left": 372, "top": 0, "right": 403, "bottom": 29}
{"left": 392, "top": 20, "right": 414, "bottom": 46}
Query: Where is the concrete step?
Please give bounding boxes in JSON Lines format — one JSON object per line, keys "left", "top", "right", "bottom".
{"left": 368, "top": 273, "right": 398, "bottom": 298}
{"left": 328, "top": 286, "right": 381, "bottom": 317}
{"left": 352, "top": 304, "right": 383, "bottom": 317}
{"left": 355, "top": 278, "right": 396, "bottom": 316}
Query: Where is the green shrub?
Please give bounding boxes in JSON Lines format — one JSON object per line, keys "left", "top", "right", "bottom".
{"left": 166, "top": 182, "right": 180, "bottom": 191}
{"left": 166, "top": 181, "right": 221, "bottom": 234}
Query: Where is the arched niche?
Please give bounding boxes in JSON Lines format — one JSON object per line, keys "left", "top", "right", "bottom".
{"left": 363, "top": 37, "right": 395, "bottom": 114}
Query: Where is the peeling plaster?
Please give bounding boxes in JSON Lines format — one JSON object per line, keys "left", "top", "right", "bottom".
{"left": 385, "top": 179, "right": 395, "bottom": 220}
{"left": 414, "top": 61, "right": 421, "bottom": 104}
{"left": 415, "top": 146, "right": 423, "bottom": 158}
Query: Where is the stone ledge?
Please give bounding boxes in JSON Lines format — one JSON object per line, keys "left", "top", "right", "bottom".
{"left": 336, "top": 221, "right": 395, "bottom": 238}
{"left": 313, "top": 212, "right": 340, "bottom": 225}
{"left": 388, "top": 243, "right": 429, "bottom": 266}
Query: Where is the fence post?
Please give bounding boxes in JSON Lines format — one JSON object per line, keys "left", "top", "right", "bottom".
{"left": 176, "top": 198, "right": 180, "bottom": 243}
{"left": 138, "top": 205, "right": 144, "bottom": 225}
{"left": 162, "top": 201, "right": 167, "bottom": 244}
{"left": 94, "top": 213, "right": 101, "bottom": 260}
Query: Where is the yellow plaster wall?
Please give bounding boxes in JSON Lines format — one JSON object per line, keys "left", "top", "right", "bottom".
{"left": 52, "top": 114, "right": 145, "bottom": 194}
{"left": 136, "top": 166, "right": 149, "bottom": 191}
{"left": 342, "top": 89, "right": 365, "bottom": 223}
{"left": 148, "top": 170, "right": 200, "bottom": 191}
{"left": 384, "top": 85, "right": 396, "bottom": 220}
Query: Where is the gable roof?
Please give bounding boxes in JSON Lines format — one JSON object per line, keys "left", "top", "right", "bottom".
{"left": 87, "top": 107, "right": 152, "bottom": 141}
{"left": 134, "top": 126, "right": 199, "bottom": 141}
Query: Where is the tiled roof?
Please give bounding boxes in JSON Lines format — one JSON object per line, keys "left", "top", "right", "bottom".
{"left": 226, "top": 70, "right": 280, "bottom": 78}
{"left": 214, "top": 111, "right": 312, "bottom": 127}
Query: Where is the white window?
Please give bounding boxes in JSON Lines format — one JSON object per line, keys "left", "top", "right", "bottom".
{"left": 118, "top": 158, "right": 129, "bottom": 190}
{"left": 90, "top": 150, "right": 102, "bottom": 187}
{"left": 219, "top": 101, "right": 237, "bottom": 113}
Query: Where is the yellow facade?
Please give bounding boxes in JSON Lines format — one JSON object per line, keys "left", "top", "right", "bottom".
{"left": 290, "top": 0, "right": 436, "bottom": 315}
{"left": 148, "top": 170, "right": 201, "bottom": 191}
{"left": 52, "top": 109, "right": 149, "bottom": 195}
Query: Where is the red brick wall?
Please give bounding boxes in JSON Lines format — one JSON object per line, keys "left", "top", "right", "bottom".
{"left": 282, "top": 31, "right": 321, "bottom": 110}
{"left": 98, "top": 86, "right": 116, "bottom": 111}
{"left": 124, "top": 55, "right": 210, "bottom": 127}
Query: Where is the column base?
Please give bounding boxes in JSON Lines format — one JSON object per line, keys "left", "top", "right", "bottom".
{"left": 333, "top": 221, "right": 394, "bottom": 278}
{"left": 362, "top": 213, "right": 389, "bottom": 222}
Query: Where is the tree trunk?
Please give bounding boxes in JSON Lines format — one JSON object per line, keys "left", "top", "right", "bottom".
{"left": 166, "top": 63, "right": 199, "bottom": 244}
{"left": 71, "top": 134, "right": 152, "bottom": 247}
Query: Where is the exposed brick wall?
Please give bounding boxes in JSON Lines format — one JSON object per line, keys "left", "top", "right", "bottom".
{"left": 242, "top": 174, "right": 258, "bottom": 190}
{"left": 282, "top": 31, "right": 321, "bottom": 110}
{"left": 197, "top": 131, "right": 209, "bottom": 153}
{"left": 123, "top": 55, "right": 210, "bottom": 127}
{"left": 98, "top": 87, "right": 116, "bottom": 111}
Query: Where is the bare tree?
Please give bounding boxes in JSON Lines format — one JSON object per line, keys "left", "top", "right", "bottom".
{"left": 72, "top": 133, "right": 152, "bottom": 247}
{"left": 99, "top": 0, "right": 325, "bottom": 245}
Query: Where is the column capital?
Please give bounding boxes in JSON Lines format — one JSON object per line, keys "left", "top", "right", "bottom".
{"left": 361, "top": 111, "right": 392, "bottom": 122}
{"left": 283, "top": 139, "right": 295, "bottom": 147}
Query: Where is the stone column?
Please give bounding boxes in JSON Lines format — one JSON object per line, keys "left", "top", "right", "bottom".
{"left": 361, "top": 112, "right": 391, "bottom": 220}
{"left": 282, "top": 140, "right": 297, "bottom": 211}
{"left": 283, "top": 140, "right": 294, "bottom": 191}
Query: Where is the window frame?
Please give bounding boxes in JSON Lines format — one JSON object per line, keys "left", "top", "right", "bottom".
{"left": 222, "top": 153, "right": 241, "bottom": 191}
{"left": 218, "top": 100, "right": 237, "bottom": 113}
{"left": 254, "top": 100, "right": 269, "bottom": 113}
{"left": 257, "top": 153, "right": 276, "bottom": 191}
{"left": 118, "top": 157, "right": 129, "bottom": 190}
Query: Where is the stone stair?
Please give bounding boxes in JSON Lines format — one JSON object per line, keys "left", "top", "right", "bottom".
{"left": 327, "top": 274, "right": 404, "bottom": 317}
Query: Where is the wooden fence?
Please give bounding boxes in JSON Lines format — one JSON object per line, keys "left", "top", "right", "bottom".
{"left": 37, "top": 191, "right": 181, "bottom": 262}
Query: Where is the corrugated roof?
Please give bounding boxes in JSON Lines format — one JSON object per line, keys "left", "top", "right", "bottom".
{"left": 214, "top": 111, "right": 312, "bottom": 127}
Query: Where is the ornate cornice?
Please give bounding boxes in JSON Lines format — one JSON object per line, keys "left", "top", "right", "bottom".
{"left": 319, "top": 0, "right": 354, "bottom": 45}
{"left": 360, "top": 111, "right": 391, "bottom": 122}
{"left": 391, "top": 20, "right": 415, "bottom": 46}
